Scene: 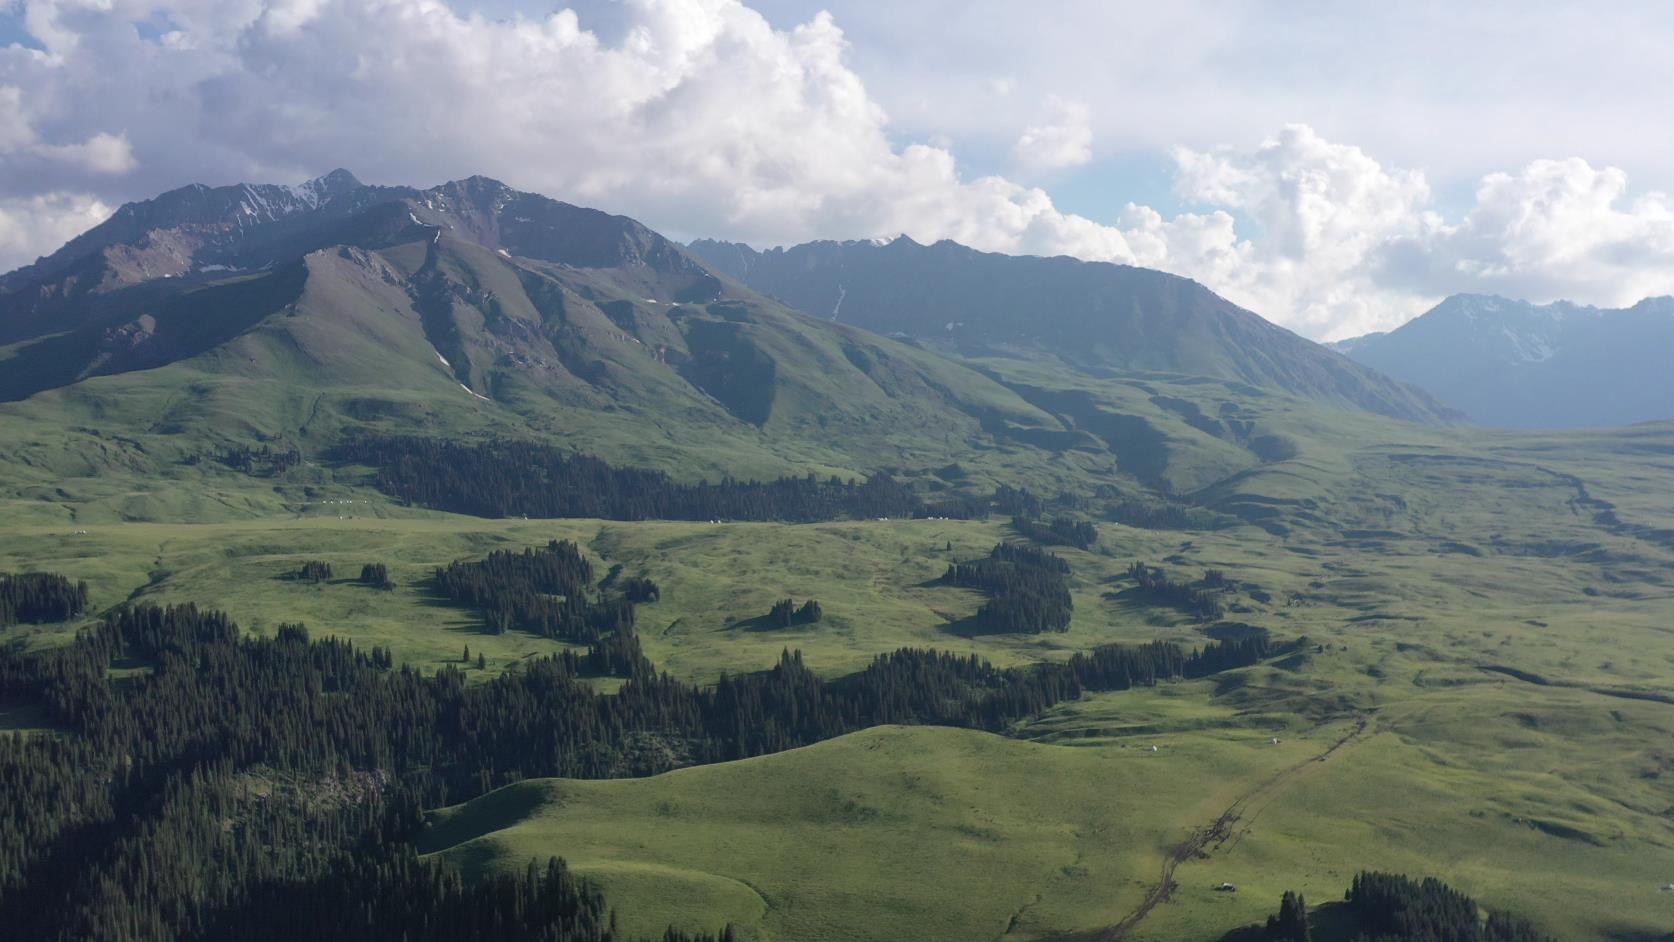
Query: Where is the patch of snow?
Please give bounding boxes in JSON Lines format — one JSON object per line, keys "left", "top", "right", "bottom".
{"left": 197, "top": 264, "right": 233, "bottom": 273}
{"left": 281, "top": 182, "right": 323, "bottom": 209}
{"left": 1499, "top": 326, "right": 1556, "bottom": 364}
{"left": 435, "top": 351, "right": 451, "bottom": 368}
{"left": 496, "top": 248, "right": 511, "bottom": 258}
{"left": 409, "top": 211, "right": 423, "bottom": 225}
{"left": 831, "top": 284, "right": 846, "bottom": 320}
{"left": 458, "top": 382, "right": 490, "bottom": 402}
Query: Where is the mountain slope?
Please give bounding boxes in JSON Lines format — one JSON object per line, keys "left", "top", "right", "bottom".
{"left": 1332, "top": 293, "right": 1674, "bottom": 428}
{"left": 685, "top": 237, "right": 1456, "bottom": 424}
{"left": 0, "top": 172, "right": 1115, "bottom": 495}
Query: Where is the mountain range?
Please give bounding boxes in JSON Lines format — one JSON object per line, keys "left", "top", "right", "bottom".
{"left": 1331, "top": 293, "right": 1674, "bottom": 428}
{"left": 0, "top": 170, "right": 1469, "bottom": 510}
{"left": 685, "top": 237, "right": 1453, "bottom": 423}
{"left": 2, "top": 171, "right": 1097, "bottom": 481}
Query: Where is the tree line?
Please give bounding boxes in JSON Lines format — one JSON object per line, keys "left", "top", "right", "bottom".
{"left": 0, "top": 571, "right": 89, "bottom": 627}
{"left": 1010, "top": 515, "right": 1098, "bottom": 549}
{"left": 942, "top": 543, "right": 1074, "bottom": 634}
{"left": 0, "top": 586, "right": 1271, "bottom": 940}
{"left": 1260, "top": 870, "right": 1552, "bottom": 942}
{"left": 1127, "top": 562, "right": 1227, "bottom": 622}
{"left": 1106, "top": 498, "right": 1231, "bottom": 531}
{"left": 336, "top": 434, "right": 936, "bottom": 522}
{"left": 211, "top": 853, "right": 737, "bottom": 942}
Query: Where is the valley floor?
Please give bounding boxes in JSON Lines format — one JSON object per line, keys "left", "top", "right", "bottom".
{"left": 5, "top": 508, "right": 1672, "bottom": 940}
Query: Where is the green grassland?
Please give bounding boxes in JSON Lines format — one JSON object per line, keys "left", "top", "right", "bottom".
{"left": 418, "top": 723, "right": 1306, "bottom": 942}
{"left": 5, "top": 353, "right": 1674, "bottom": 938}
{"left": 5, "top": 465, "right": 1673, "bottom": 939}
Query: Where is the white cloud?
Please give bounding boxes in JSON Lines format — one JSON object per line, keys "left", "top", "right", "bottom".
{"left": 0, "top": 191, "right": 113, "bottom": 271}
{"left": 35, "top": 131, "right": 137, "bottom": 173}
{"left": 1013, "top": 95, "right": 1092, "bottom": 170}
{"left": 0, "top": 86, "right": 33, "bottom": 154}
{"left": 1144, "top": 124, "right": 1442, "bottom": 337}
{"left": 1375, "top": 158, "right": 1674, "bottom": 310}
{"left": 1138, "top": 130, "right": 1674, "bottom": 338}
{"left": 0, "top": 0, "right": 1143, "bottom": 279}
{"left": 2, "top": 0, "right": 1673, "bottom": 340}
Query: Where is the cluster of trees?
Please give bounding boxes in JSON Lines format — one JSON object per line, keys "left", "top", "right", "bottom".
{"left": 1265, "top": 890, "right": 1311, "bottom": 941}
{"left": 1010, "top": 515, "right": 1098, "bottom": 549}
{"left": 217, "top": 444, "right": 302, "bottom": 477}
{"left": 1258, "top": 872, "right": 1552, "bottom": 942}
{"left": 943, "top": 543, "right": 1074, "bottom": 633}
{"left": 359, "top": 563, "right": 394, "bottom": 590}
{"left": 0, "top": 572, "right": 88, "bottom": 626}
{"left": 336, "top": 434, "right": 931, "bottom": 522}
{"left": 296, "top": 560, "right": 334, "bottom": 583}
{"left": 1127, "top": 562, "right": 1227, "bottom": 622}
{"left": 765, "top": 598, "right": 823, "bottom": 628}
{"left": 1343, "top": 871, "right": 1552, "bottom": 942}
{"left": 433, "top": 541, "right": 633, "bottom": 642}
{"left": 621, "top": 577, "right": 661, "bottom": 603}
{"left": 993, "top": 485, "right": 1044, "bottom": 519}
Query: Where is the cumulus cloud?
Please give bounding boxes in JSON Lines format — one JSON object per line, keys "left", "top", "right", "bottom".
{"left": 1, "top": 0, "right": 1673, "bottom": 339}
{"left": 1145, "top": 128, "right": 1674, "bottom": 337}
{"left": 0, "top": 191, "right": 114, "bottom": 269}
{"left": 35, "top": 131, "right": 138, "bottom": 174}
{"left": 0, "top": 0, "right": 1143, "bottom": 275}
{"left": 1013, "top": 96, "right": 1092, "bottom": 170}
{"left": 1375, "top": 158, "right": 1674, "bottom": 310}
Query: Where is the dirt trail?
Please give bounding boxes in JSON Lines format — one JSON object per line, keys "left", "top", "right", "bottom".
{"left": 1042, "top": 715, "right": 1369, "bottom": 942}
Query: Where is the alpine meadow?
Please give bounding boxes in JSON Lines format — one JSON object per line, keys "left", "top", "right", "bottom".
{"left": 2, "top": 3, "right": 1673, "bottom": 941}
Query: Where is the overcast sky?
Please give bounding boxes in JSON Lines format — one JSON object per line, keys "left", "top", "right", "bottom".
{"left": 3, "top": 0, "right": 1673, "bottom": 339}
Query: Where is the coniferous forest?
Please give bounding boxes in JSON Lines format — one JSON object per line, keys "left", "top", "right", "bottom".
{"left": 337, "top": 434, "right": 936, "bottom": 522}
{"left": 0, "top": 580, "right": 1269, "bottom": 940}
{"left": 433, "top": 540, "right": 635, "bottom": 641}
{"left": 0, "top": 572, "right": 89, "bottom": 627}
{"left": 942, "top": 542, "right": 1075, "bottom": 633}
{"left": 1259, "top": 871, "right": 1553, "bottom": 942}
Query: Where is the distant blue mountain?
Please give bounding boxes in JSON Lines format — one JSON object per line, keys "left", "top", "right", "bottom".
{"left": 1331, "top": 294, "right": 1674, "bottom": 428}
